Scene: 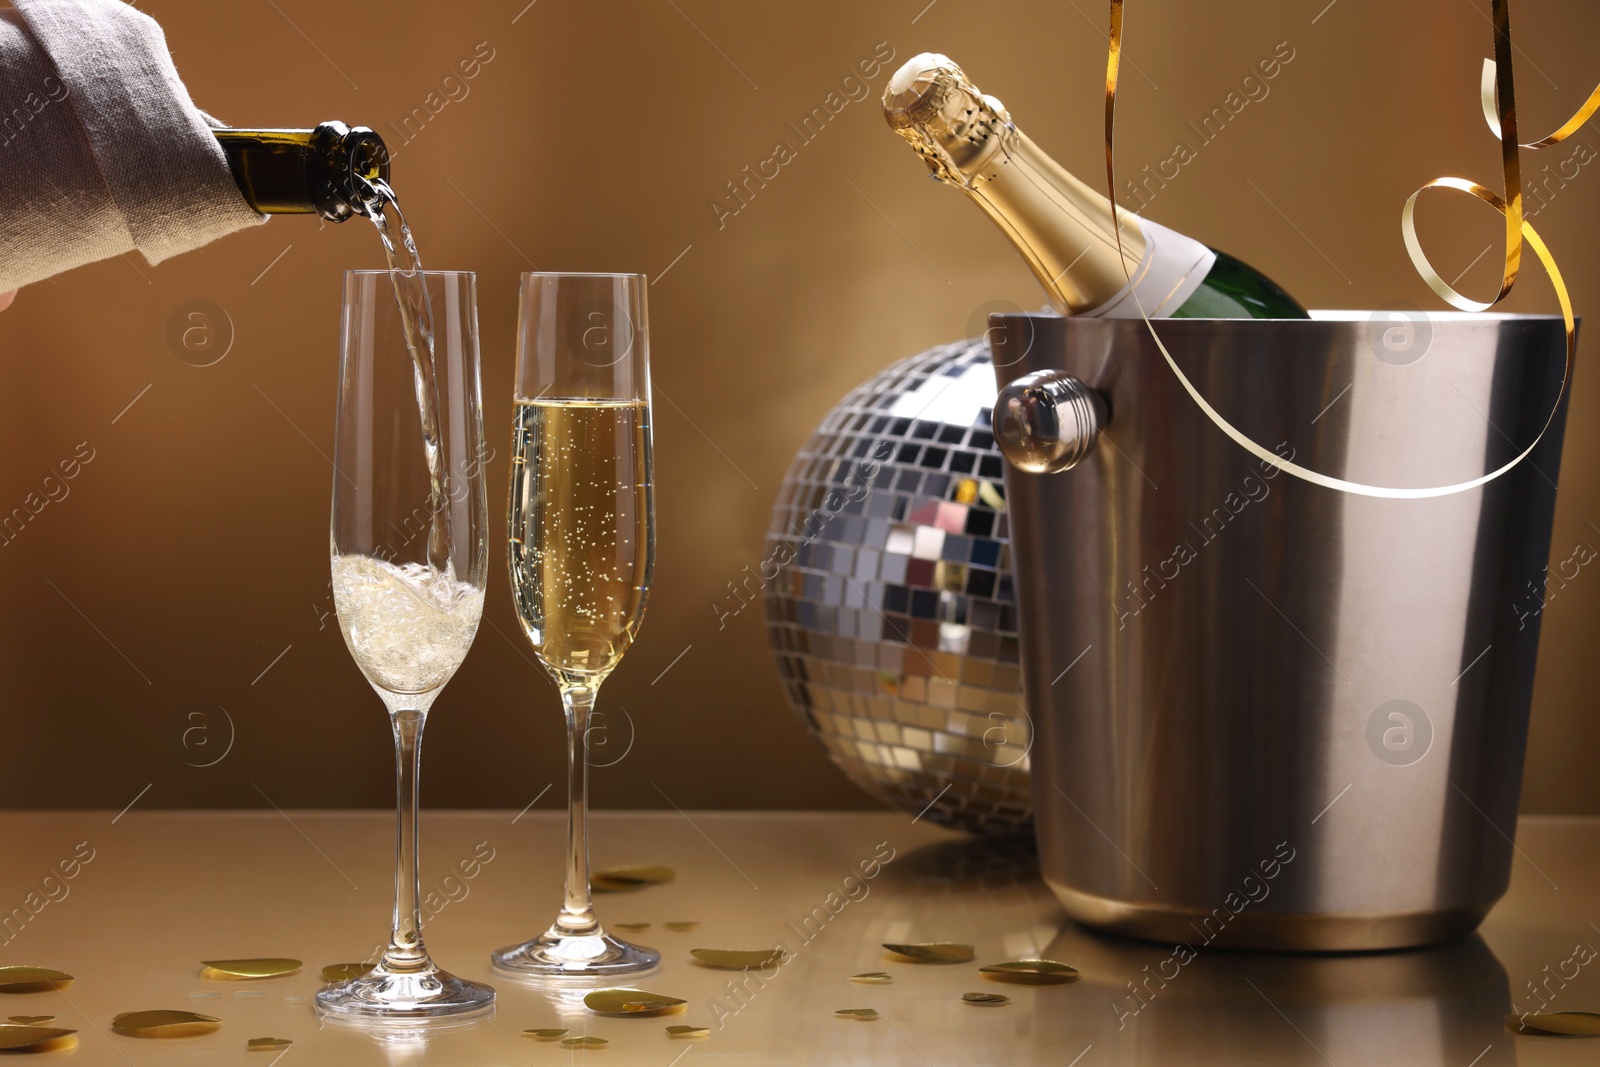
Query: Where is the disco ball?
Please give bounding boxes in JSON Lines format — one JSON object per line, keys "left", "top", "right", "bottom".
{"left": 763, "top": 339, "right": 1032, "bottom": 836}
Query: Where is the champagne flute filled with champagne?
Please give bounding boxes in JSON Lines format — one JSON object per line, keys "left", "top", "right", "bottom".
{"left": 320, "top": 269, "right": 494, "bottom": 1018}
{"left": 493, "top": 273, "right": 658, "bottom": 978}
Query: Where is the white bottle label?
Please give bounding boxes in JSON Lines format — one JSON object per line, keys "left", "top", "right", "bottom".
{"left": 1078, "top": 218, "right": 1218, "bottom": 319}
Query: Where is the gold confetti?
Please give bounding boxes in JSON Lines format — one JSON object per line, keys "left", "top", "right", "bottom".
{"left": 248, "top": 1037, "right": 293, "bottom": 1051}
{"left": 834, "top": 1008, "right": 879, "bottom": 1020}
{"left": 201, "top": 958, "right": 302, "bottom": 981}
{"left": 663, "top": 922, "right": 700, "bottom": 932}
{"left": 320, "top": 963, "right": 373, "bottom": 983}
{"left": 584, "top": 988, "right": 687, "bottom": 1016}
{"left": 612, "top": 923, "right": 651, "bottom": 932}
{"left": 111, "top": 1010, "right": 222, "bottom": 1038}
{"left": 962, "top": 992, "right": 1010, "bottom": 1005}
{"left": 625, "top": 1000, "right": 684, "bottom": 1015}
{"left": 978, "top": 959, "right": 1079, "bottom": 985}
{"left": 0, "top": 968, "right": 72, "bottom": 995}
{"left": 592, "top": 865, "right": 674, "bottom": 892}
{"left": 5, "top": 1018, "right": 52, "bottom": 1026}
{"left": 0, "top": 1025, "right": 76, "bottom": 1053}
{"left": 883, "top": 943, "right": 975, "bottom": 963}
{"left": 666, "top": 1024, "right": 709, "bottom": 1038}
{"left": 524, "top": 1028, "right": 569, "bottom": 1040}
{"left": 690, "top": 948, "right": 785, "bottom": 970}
{"left": 849, "top": 973, "right": 892, "bottom": 984}
{"left": 560, "top": 1036, "right": 608, "bottom": 1047}
{"left": 1506, "top": 1011, "right": 1600, "bottom": 1036}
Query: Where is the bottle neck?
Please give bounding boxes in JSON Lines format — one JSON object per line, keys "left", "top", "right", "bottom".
{"left": 214, "top": 122, "right": 388, "bottom": 222}
{"left": 884, "top": 55, "right": 1216, "bottom": 317}
{"left": 958, "top": 128, "right": 1145, "bottom": 314}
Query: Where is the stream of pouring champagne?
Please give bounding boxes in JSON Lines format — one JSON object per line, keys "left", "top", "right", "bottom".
{"left": 221, "top": 125, "right": 456, "bottom": 578}
{"left": 359, "top": 178, "right": 454, "bottom": 578}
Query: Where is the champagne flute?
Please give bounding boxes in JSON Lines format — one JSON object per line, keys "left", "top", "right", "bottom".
{"left": 492, "top": 272, "right": 658, "bottom": 977}
{"left": 319, "top": 269, "right": 494, "bottom": 1017}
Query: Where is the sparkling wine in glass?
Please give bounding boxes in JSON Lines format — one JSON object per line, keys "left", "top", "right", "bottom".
{"left": 319, "top": 269, "right": 494, "bottom": 1018}
{"left": 492, "top": 272, "right": 658, "bottom": 978}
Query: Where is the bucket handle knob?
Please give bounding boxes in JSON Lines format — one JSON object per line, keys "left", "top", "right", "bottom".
{"left": 994, "top": 370, "right": 1108, "bottom": 474}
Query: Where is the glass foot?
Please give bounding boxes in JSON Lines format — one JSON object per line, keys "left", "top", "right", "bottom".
{"left": 315, "top": 965, "right": 495, "bottom": 1019}
{"left": 492, "top": 928, "right": 660, "bottom": 979}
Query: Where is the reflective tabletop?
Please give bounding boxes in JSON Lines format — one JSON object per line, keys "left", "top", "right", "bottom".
{"left": 1, "top": 811, "right": 1594, "bottom": 1064}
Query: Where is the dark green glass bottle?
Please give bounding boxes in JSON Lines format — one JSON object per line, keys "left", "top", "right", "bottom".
{"left": 213, "top": 121, "right": 389, "bottom": 222}
{"left": 1169, "top": 250, "right": 1307, "bottom": 319}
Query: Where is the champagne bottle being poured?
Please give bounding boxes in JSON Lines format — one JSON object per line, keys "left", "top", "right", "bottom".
{"left": 213, "top": 122, "right": 389, "bottom": 221}
{"left": 881, "top": 53, "right": 1308, "bottom": 320}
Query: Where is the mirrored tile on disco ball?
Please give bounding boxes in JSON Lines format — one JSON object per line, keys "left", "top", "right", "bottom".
{"left": 763, "top": 339, "right": 1032, "bottom": 836}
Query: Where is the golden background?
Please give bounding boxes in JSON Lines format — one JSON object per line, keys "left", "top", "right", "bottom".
{"left": 0, "top": 0, "right": 1595, "bottom": 813}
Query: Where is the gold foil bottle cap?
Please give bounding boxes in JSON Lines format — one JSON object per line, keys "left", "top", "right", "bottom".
{"left": 882, "top": 53, "right": 1013, "bottom": 187}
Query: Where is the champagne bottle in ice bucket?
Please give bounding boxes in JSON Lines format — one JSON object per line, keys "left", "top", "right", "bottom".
{"left": 882, "top": 52, "right": 1308, "bottom": 320}
{"left": 885, "top": 52, "right": 1308, "bottom": 474}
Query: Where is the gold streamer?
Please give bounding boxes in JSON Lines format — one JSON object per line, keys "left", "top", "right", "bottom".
{"left": 1484, "top": 0, "right": 1522, "bottom": 300}
{"left": 1101, "top": 0, "right": 1581, "bottom": 500}
{"left": 1480, "top": 61, "right": 1600, "bottom": 151}
{"left": 1104, "top": 0, "right": 1126, "bottom": 259}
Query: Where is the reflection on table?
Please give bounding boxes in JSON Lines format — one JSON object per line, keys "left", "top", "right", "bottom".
{"left": 0, "top": 812, "right": 1591, "bottom": 1065}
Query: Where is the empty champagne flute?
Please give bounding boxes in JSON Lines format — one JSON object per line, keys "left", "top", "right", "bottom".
{"left": 319, "top": 270, "right": 494, "bottom": 1017}
{"left": 492, "top": 272, "right": 657, "bottom": 977}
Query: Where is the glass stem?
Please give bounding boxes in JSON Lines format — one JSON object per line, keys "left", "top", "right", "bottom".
{"left": 556, "top": 685, "right": 600, "bottom": 936}
{"left": 383, "top": 709, "right": 429, "bottom": 972}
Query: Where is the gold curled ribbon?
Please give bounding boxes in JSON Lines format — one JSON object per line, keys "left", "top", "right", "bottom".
{"left": 1102, "top": 0, "right": 1583, "bottom": 499}
{"left": 1480, "top": 59, "right": 1600, "bottom": 149}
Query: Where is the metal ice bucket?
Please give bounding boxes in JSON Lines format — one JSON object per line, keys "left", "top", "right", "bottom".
{"left": 988, "top": 310, "right": 1573, "bottom": 951}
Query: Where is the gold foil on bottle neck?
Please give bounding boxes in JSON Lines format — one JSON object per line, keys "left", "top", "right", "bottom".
{"left": 883, "top": 53, "right": 1015, "bottom": 188}
{"left": 883, "top": 52, "right": 1148, "bottom": 312}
